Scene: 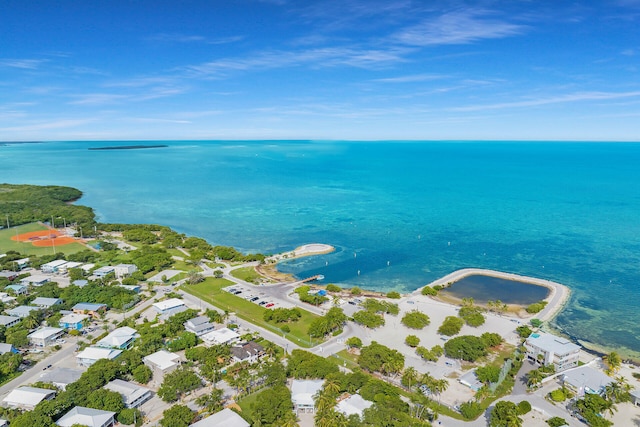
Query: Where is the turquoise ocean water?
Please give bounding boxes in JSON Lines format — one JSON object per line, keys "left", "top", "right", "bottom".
{"left": 1, "top": 140, "right": 639, "bottom": 356}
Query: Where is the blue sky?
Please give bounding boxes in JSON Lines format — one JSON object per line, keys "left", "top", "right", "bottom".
{"left": 1, "top": 0, "right": 639, "bottom": 141}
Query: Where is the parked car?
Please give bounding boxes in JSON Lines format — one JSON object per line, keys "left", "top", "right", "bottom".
{"left": 250, "top": 296, "right": 260, "bottom": 302}
{"left": 259, "top": 301, "right": 268, "bottom": 306}
{"left": 265, "top": 303, "right": 275, "bottom": 308}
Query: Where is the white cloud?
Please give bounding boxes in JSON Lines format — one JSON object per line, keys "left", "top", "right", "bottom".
{"left": 373, "top": 73, "right": 447, "bottom": 83}
{"left": 0, "top": 58, "right": 48, "bottom": 69}
{"left": 68, "top": 93, "right": 129, "bottom": 105}
{"left": 394, "top": 9, "right": 524, "bottom": 46}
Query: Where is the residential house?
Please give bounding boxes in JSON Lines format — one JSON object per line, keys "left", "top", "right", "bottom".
{"left": 72, "top": 279, "right": 89, "bottom": 287}
{"left": 201, "top": 327, "right": 240, "bottom": 346}
{"left": 2, "top": 386, "right": 56, "bottom": 410}
{"left": 56, "top": 406, "right": 116, "bottom": 427}
{"left": 104, "top": 379, "right": 152, "bottom": 408}
{"left": 189, "top": 408, "right": 249, "bottom": 427}
{"left": 118, "top": 284, "right": 141, "bottom": 293}
{"left": 0, "top": 271, "right": 18, "bottom": 281}
{"left": 184, "top": 316, "right": 216, "bottom": 336}
{"left": 113, "top": 264, "right": 137, "bottom": 278}
{"left": 72, "top": 302, "right": 107, "bottom": 317}
{"left": 6, "top": 305, "right": 39, "bottom": 318}
{"left": 28, "top": 327, "right": 64, "bottom": 347}
{"left": 79, "top": 263, "right": 95, "bottom": 273}
{"left": 152, "top": 298, "right": 188, "bottom": 318}
{"left": 231, "top": 342, "right": 264, "bottom": 364}
{"left": 291, "top": 379, "right": 324, "bottom": 413}
{"left": 32, "top": 297, "right": 63, "bottom": 309}
{"left": 76, "top": 347, "right": 122, "bottom": 367}
{"left": 93, "top": 266, "right": 115, "bottom": 278}
{"left": 58, "top": 261, "right": 83, "bottom": 274}
{"left": 143, "top": 350, "right": 181, "bottom": 384}
{"left": 0, "top": 315, "right": 20, "bottom": 328}
{"left": 6, "top": 284, "right": 28, "bottom": 295}
{"left": 96, "top": 327, "right": 139, "bottom": 350}
{"left": 59, "top": 313, "right": 89, "bottom": 331}
{"left": 524, "top": 332, "right": 580, "bottom": 372}
{"left": 336, "top": 394, "right": 373, "bottom": 418}
{"left": 0, "top": 292, "right": 16, "bottom": 304}
{"left": 15, "top": 258, "right": 29, "bottom": 270}
{"left": 20, "top": 275, "right": 50, "bottom": 286}
{"left": 562, "top": 366, "right": 614, "bottom": 397}
{"left": 41, "top": 260, "right": 69, "bottom": 274}
{"left": 39, "top": 368, "right": 84, "bottom": 390}
{"left": 631, "top": 389, "right": 640, "bottom": 406}
{"left": 0, "top": 343, "right": 19, "bottom": 355}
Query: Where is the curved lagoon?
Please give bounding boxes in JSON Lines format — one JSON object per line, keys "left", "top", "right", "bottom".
{"left": 440, "top": 274, "right": 550, "bottom": 305}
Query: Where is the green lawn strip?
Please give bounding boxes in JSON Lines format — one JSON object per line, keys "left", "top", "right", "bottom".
{"left": 333, "top": 349, "right": 360, "bottom": 370}
{"left": 230, "top": 266, "right": 261, "bottom": 283}
{"left": 237, "top": 389, "right": 261, "bottom": 421}
{"left": 166, "top": 248, "right": 186, "bottom": 258}
{"left": 182, "top": 278, "right": 320, "bottom": 348}
{"left": 171, "top": 260, "right": 200, "bottom": 272}
{"left": 0, "top": 223, "right": 85, "bottom": 255}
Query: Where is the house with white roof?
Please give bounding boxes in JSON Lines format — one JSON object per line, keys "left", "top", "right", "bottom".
{"left": 39, "top": 368, "right": 84, "bottom": 390}
{"left": 20, "top": 275, "right": 51, "bottom": 286}
{"left": 79, "top": 263, "right": 95, "bottom": 273}
{"left": 104, "top": 379, "right": 152, "bottom": 408}
{"left": 72, "top": 302, "right": 107, "bottom": 316}
{"left": 0, "top": 343, "right": 18, "bottom": 355}
{"left": 32, "top": 297, "right": 63, "bottom": 308}
{"left": 58, "top": 261, "right": 83, "bottom": 274}
{"left": 143, "top": 350, "right": 181, "bottom": 384}
{"left": 562, "top": 366, "right": 614, "bottom": 397}
{"left": 152, "top": 298, "right": 187, "bottom": 316}
{"left": 41, "top": 259, "right": 68, "bottom": 274}
{"left": 28, "top": 327, "right": 64, "bottom": 347}
{"left": 0, "top": 271, "right": 18, "bottom": 281}
{"left": 6, "top": 305, "right": 39, "bottom": 318}
{"left": 96, "top": 327, "right": 139, "bottom": 349}
{"left": 201, "top": 327, "right": 240, "bottom": 346}
{"left": 0, "top": 292, "right": 16, "bottom": 304}
{"left": 189, "top": 408, "right": 249, "bottom": 427}
{"left": 184, "top": 315, "right": 216, "bottom": 336}
{"left": 56, "top": 406, "right": 116, "bottom": 427}
{"left": 15, "top": 258, "right": 29, "bottom": 270}
{"left": 76, "top": 347, "right": 123, "bottom": 367}
{"left": 0, "top": 315, "right": 20, "bottom": 328}
{"left": 524, "top": 332, "right": 580, "bottom": 372}
{"left": 113, "top": 264, "right": 137, "bottom": 278}
{"left": 291, "top": 379, "right": 324, "bottom": 413}
{"left": 2, "top": 386, "right": 56, "bottom": 410}
{"left": 59, "top": 313, "right": 89, "bottom": 331}
{"left": 336, "top": 394, "right": 373, "bottom": 418}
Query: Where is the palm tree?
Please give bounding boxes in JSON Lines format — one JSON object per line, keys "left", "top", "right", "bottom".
{"left": 324, "top": 378, "right": 341, "bottom": 397}
{"left": 314, "top": 392, "right": 335, "bottom": 413}
{"left": 402, "top": 367, "right": 418, "bottom": 391}
{"left": 604, "top": 351, "right": 621, "bottom": 375}
{"left": 526, "top": 369, "right": 543, "bottom": 389}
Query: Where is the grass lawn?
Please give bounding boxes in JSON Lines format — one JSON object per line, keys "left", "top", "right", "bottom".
{"left": 171, "top": 260, "right": 200, "bottom": 272}
{"left": 333, "top": 349, "right": 360, "bottom": 370}
{"left": 230, "top": 266, "right": 261, "bottom": 283}
{"left": 237, "top": 389, "right": 261, "bottom": 421}
{"left": 0, "top": 223, "right": 86, "bottom": 255}
{"left": 182, "top": 278, "right": 321, "bottom": 348}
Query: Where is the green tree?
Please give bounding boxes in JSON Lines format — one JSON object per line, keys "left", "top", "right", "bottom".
{"left": 86, "top": 388, "right": 125, "bottom": 412}
{"left": 160, "top": 405, "right": 194, "bottom": 427}
{"left": 421, "top": 286, "right": 437, "bottom": 296}
{"left": 401, "top": 310, "right": 430, "bottom": 329}
{"left": 132, "top": 365, "right": 152, "bottom": 384}
{"left": 352, "top": 310, "right": 385, "bottom": 328}
{"left": 118, "top": 408, "right": 142, "bottom": 426}
{"left": 405, "top": 335, "right": 420, "bottom": 347}
{"left": 251, "top": 385, "right": 295, "bottom": 426}
{"left": 546, "top": 417, "right": 568, "bottom": 427}
{"left": 490, "top": 400, "right": 522, "bottom": 427}
{"left": 157, "top": 367, "right": 202, "bottom": 402}
{"left": 346, "top": 336, "right": 362, "bottom": 349}
{"left": 401, "top": 366, "right": 418, "bottom": 390}
{"left": 604, "top": 351, "right": 621, "bottom": 375}
{"left": 438, "top": 316, "right": 464, "bottom": 336}
{"left": 476, "top": 365, "right": 501, "bottom": 384}
{"left": 195, "top": 388, "right": 224, "bottom": 414}
{"left": 444, "top": 335, "right": 488, "bottom": 362}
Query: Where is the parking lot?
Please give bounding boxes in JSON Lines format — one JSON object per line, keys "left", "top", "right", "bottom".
{"left": 222, "top": 285, "right": 293, "bottom": 310}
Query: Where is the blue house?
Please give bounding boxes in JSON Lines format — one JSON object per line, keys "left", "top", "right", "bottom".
{"left": 59, "top": 313, "right": 89, "bottom": 331}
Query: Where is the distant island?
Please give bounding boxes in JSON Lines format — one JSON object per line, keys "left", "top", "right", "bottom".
{"left": 88, "top": 144, "right": 168, "bottom": 150}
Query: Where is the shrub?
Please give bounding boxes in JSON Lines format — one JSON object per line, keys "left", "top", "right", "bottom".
{"left": 353, "top": 310, "right": 385, "bottom": 328}
{"left": 546, "top": 417, "right": 569, "bottom": 427}
{"left": 530, "top": 318, "right": 543, "bottom": 328}
{"left": 326, "top": 284, "right": 341, "bottom": 292}
{"left": 421, "top": 286, "right": 437, "bottom": 296}
{"left": 405, "top": 335, "right": 420, "bottom": 347}
{"left": 516, "top": 325, "right": 533, "bottom": 338}
{"left": 386, "top": 291, "right": 401, "bottom": 299}
{"left": 476, "top": 365, "right": 501, "bottom": 384}
{"left": 280, "top": 325, "right": 290, "bottom": 333}
{"left": 517, "top": 400, "right": 531, "bottom": 415}
{"left": 526, "top": 301, "right": 548, "bottom": 314}
{"left": 350, "top": 286, "right": 362, "bottom": 295}
{"left": 444, "top": 336, "right": 488, "bottom": 362}
{"left": 438, "top": 316, "right": 464, "bottom": 336}
{"left": 549, "top": 388, "right": 567, "bottom": 402}
{"left": 401, "top": 310, "right": 430, "bottom": 329}
{"left": 459, "top": 401, "right": 483, "bottom": 420}
{"left": 346, "top": 337, "right": 363, "bottom": 348}
{"left": 481, "top": 332, "right": 503, "bottom": 348}
{"left": 459, "top": 306, "right": 485, "bottom": 327}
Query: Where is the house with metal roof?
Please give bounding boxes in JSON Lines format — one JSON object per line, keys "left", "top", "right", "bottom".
{"left": 32, "top": 297, "right": 63, "bottom": 308}
{"left": 41, "top": 259, "right": 68, "bottom": 274}
{"left": 59, "top": 313, "right": 89, "bottom": 331}
{"left": 76, "top": 347, "right": 123, "bottom": 367}
{"left": 5, "top": 284, "right": 27, "bottom": 295}
{"left": 28, "top": 327, "right": 64, "bottom": 347}
{"left": 104, "top": 379, "right": 152, "bottom": 408}
{"left": 231, "top": 342, "right": 264, "bottom": 364}
{"left": 184, "top": 316, "right": 216, "bottom": 336}
{"left": 93, "top": 266, "right": 115, "bottom": 278}
{"left": 113, "top": 264, "right": 138, "bottom": 278}
{"left": 562, "top": 366, "right": 614, "bottom": 397}
{"left": 190, "top": 408, "right": 249, "bottom": 427}
{"left": 152, "top": 298, "right": 187, "bottom": 314}
{"left": 0, "top": 343, "right": 18, "bottom": 355}
{"left": 291, "top": 379, "right": 324, "bottom": 413}
{"left": 39, "top": 367, "right": 84, "bottom": 390}
{"left": 143, "top": 350, "right": 181, "bottom": 385}
{"left": 2, "top": 386, "right": 56, "bottom": 410}
{"left": 56, "top": 406, "right": 116, "bottom": 427}
{"left": 72, "top": 302, "right": 107, "bottom": 316}
{"left": 0, "top": 315, "right": 20, "bottom": 328}
{"left": 6, "top": 305, "right": 39, "bottom": 318}
{"left": 201, "top": 327, "right": 240, "bottom": 346}
{"left": 96, "top": 327, "right": 139, "bottom": 350}
{"left": 20, "top": 275, "right": 51, "bottom": 286}
{"left": 336, "top": 394, "right": 373, "bottom": 418}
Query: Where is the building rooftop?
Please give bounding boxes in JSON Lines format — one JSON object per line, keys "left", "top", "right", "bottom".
{"left": 76, "top": 347, "right": 123, "bottom": 361}
{"left": 190, "top": 409, "right": 249, "bottom": 427}
{"left": 526, "top": 332, "right": 580, "bottom": 356}
{"left": 56, "top": 406, "right": 115, "bottom": 427}
{"left": 32, "top": 297, "right": 62, "bottom": 307}
{"left": 104, "top": 379, "right": 150, "bottom": 406}
{"left": 291, "top": 379, "right": 324, "bottom": 407}
{"left": 28, "top": 327, "right": 63, "bottom": 339}
{"left": 152, "top": 298, "right": 186, "bottom": 311}
{"left": 336, "top": 394, "right": 373, "bottom": 417}
{"left": 39, "top": 368, "right": 84, "bottom": 387}
{"left": 231, "top": 342, "right": 264, "bottom": 361}
{"left": 59, "top": 313, "right": 89, "bottom": 325}
{"left": 96, "top": 327, "right": 138, "bottom": 348}
{"left": 562, "top": 366, "right": 614, "bottom": 395}
{"left": 0, "top": 315, "right": 20, "bottom": 326}
{"left": 6, "top": 305, "right": 38, "bottom": 316}
{"left": 2, "top": 386, "right": 56, "bottom": 408}
{"left": 143, "top": 350, "right": 180, "bottom": 370}
{"left": 202, "top": 327, "right": 239, "bottom": 345}
{"left": 73, "top": 302, "right": 107, "bottom": 311}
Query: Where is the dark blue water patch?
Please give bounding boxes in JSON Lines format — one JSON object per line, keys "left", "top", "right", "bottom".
{"left": 440, "top": 274, "right": 550, "bottom": 305}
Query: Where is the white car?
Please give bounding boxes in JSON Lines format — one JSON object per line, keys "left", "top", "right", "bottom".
{"left": 56, "top": 339, "right": 66, "bottom": 344}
